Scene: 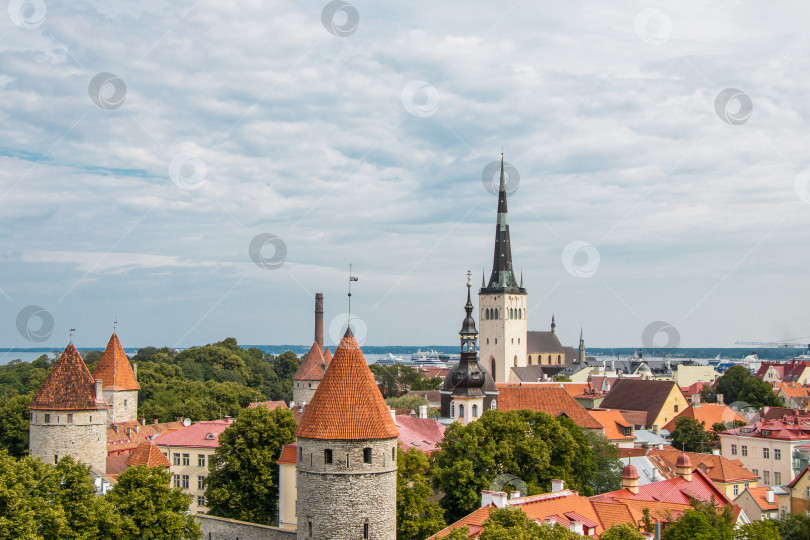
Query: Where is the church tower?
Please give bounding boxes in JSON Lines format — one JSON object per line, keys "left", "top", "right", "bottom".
{"left": 295, "top": 328, "right": 399, "bottom": 540}
{"left": 579, "top": 325, "right": 586, "bottom": 363}
{"left": 479, "top": 154, "right": 527, "bottom": 383}
{"left": 92, "top": 333, "right": 139, "bottom": 425}
{"left": 28, "top": 343, "right": 109, "bottom": 472}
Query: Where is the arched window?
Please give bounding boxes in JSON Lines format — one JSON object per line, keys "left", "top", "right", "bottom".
{"left": 450, "top": 400, "right": 455, "bottom": 418}
{"left": 514, "top": 355, "right": 518, "bottom": 367}
{"left": 557, "top": 355, "right": 562, "bottom": 365}
{"left": 472, "top": 404, "right": 478, "bottom": 418}
{"left": 523, "top": 308, "right": 526, "bottom": 319}
{"left": 495, "top": 309, "right": 499, "bottom": 319}
{"left": 528, "top": 355, "right": 532, "bottom": 365}
{"left": 459, "top": 404, "right": 465, "bottom": 419}
{"left": 491, "top": 359, "right": 496, "bottom": 381}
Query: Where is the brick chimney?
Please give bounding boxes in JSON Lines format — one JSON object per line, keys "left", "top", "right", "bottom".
{"left": 94, "top": 379, "right": 103, "bottom": 401}
{"left": 551, "top": 479, "right": 565, "bottom": 492}
{"left": 480, "top": 490, "right": 508, "bottom": 508}
{"left": 314, "top": 293, "right": 324, "bottom": 350}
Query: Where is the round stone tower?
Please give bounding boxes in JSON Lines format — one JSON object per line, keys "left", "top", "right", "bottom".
{"left": 28, "top": 342, "right": 109, "bottom": 472}
{"left": 292, "top": 341, "right": 327, "bottom": 407}
{"left": 295, "top": 328, "right": 399, "bottom": 540}
{"left": 92, "top": 332, "right": 140, "bottom": 425}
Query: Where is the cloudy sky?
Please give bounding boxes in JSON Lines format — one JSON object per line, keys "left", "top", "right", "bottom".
{"left": 1, "top": 1, "right": 809, "bottom": 350}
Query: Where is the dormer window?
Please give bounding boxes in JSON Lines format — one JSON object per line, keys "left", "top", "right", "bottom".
{"left": 205, "top": 433, "right": 215, "bottom": 440}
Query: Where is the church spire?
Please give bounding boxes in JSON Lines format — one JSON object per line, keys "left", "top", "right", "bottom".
{"left": 482, "top": 151, "right": 524, "bottom": 294}
{"left": 551, "top": 314, "right": 556, "bottom": 334}
{"left": 579, "top": 324, "right": 586, "bottom": 363}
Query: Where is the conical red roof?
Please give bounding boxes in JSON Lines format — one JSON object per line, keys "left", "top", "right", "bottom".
{"left": 125, "top": 441, "right": 170, "bottom": 468}
{"left": 323, "top": 347, "right": 332, "bottom": 365}
{"left": 293, "top": 341, "right": 327, "bottom": 381}
{"left": 295, "top": 331, "right": 398, "bottom": 440}
{"left": 29, "top": 343, "right": 108, "bottom": 411}
{"left": 92, "top": 333, "right": 140, "bottom": 391}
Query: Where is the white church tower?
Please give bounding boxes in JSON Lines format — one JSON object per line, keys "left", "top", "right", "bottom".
{"left": 479, "top": 154, "right": 527, "bottom": 383}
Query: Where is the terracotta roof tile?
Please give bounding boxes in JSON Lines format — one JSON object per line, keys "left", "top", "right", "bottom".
{"left": 496, "top": 386, "right": 602, "bottom": 429}
{"left": 742, "top": 486, "right": 778, "bottom": 510}
{"left": 396, "top": 415, "right": 446, "bottom": 454}
{"left": 600, "top": 379, "right": 683, "bottom": 428}
{"left": 276, "top": 443, "right": 297, "bottom": 465}
{"left": 106, "top": 421, "right": 183, "bottom": 455}
{"left": 248, "top": 400, "right": 288, "bottom": 410}
{"left": 92, "top": 333, "right": 140, "bottom": 391}
{"left": 663, "top": 404, "right": 744, "bottom": 432}
{"left": 323, "top": 347, "right": 332, "bottom": 364}
{"left": 295, "top": 332, "right": 399, "bottom": 440}
{"left": 648, "top": 449, "right": 758, "bottom": 483}
{"left": 293, "top": 342, "right": 327, "bottom": 381}
{"left": 29, "top": 343, "right": 108, "bottom": 411}
{"left": 125, "top": 441, "right": 171, "bottom": 468}
{"left": 589, "top": 409, "right": 634, "bottom": 441}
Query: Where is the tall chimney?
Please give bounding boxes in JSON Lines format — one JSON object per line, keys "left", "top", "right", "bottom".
{"left": 315, "top": 293, "right": 324, "bottom": 349}
{"left": 94, "top": 379, "right": 103, "bottom": 401}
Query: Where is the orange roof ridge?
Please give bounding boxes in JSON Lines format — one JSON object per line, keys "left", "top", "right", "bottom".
{"left": 295, "top": 332, "right": 399, "bottom": 440}
{"left": 125, "top": 441, "right": 170, "bottom": 468}
{"left": 293, "top": 341, "right": 327, "bottom": 381}
{"left": 92, "top": 333, "right": 140, "bottom": 391}
{"left": 29, "top": 343, "right": 109, "bottom": 411}
{"left": 323, "top": 347, "right": 332, "bottom": 365}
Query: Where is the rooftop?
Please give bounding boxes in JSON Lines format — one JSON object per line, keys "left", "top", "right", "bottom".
{"left": 92, "top": 333, "right": 140, "bottom": 391}
{"left": 495, "top": 385, "right": 602, "bottom": 430}
{"left": 125, "top": 441, "right": 171, "bottom": 468}
{"left": 293, "top": 341, "right": 327, "bottom": 381}
{"left": 396, "top": 415, "right": 446, "bottom": 454}
{"left": 29, "top": 343, "right": 108, "bottom": 411}
{"left": 153, "top": 419, "right": 232, "bottom": 448}
{"left": 662, "top": 403, "right": 745, "bottom": 432}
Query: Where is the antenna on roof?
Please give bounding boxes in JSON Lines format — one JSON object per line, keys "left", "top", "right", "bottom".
{"left": 69, "top": 328, "right": 76, "bottom": 343}
{"left": 113, "top": 317, "right": 117, "bottom": 333}
{"left": 347, "top": 263, "right": 359, "bottom": 335}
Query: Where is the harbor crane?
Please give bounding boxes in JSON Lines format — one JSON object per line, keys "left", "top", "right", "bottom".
{"left": 735, "top": 340, "right": 810, "bottom": 348}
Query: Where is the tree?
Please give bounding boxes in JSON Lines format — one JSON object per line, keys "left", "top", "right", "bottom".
{"left": 714, "top": 365, "right": 751, "bottom": 404}
{"left": 585, "top": 431, "right": 622, "bottom": 494}
{"left": 661, "top": 499, "right": 734, "bottom": 540}
{"left": 107, "top": 465, "right": 199, "bottom": 540}
{"left": 476, "top": 507, "right": 580, "bottom": 540}
{"left": 205, "top": 406, "right": 297, "bottom": 524}
{"left": 599, "top": 523, "right": 646, "bottom": 540}
{"left": 734, "top": 520, "right": 779, "bottom": 540}
{"left": 396, "top": 448, "right": 446, "bottom": 540}
{"left": 669, "top": 417, "right": 712, "bottom": 453}
{"left": 444, "top": 526, "right": 472, "bottom": 540}
{"left": 772, "top": 513, "right": 810, "bottom": 540}
{"left": 0, "top": 392, "right": 32, "bottom": 457}
{"left": 711, "top": 420, "right": 745, "bottom": 440}
{"left": 737, "top": 378, "right": 781, "bottom": 408}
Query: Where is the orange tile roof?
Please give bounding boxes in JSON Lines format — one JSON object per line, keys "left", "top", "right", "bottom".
{"left": 106, "top": 420, "right": 184, "bottom": 455}
{"left": 293, "top": 341, "right": 327, "bottom": 381}
{"left": 125, "top": 441, "right": 170, "bottom": 468}
{"left": 740, "top": 486, "right": 777, "bottom": 511}
{"left": 29, "top": 343, "right": 108, "bottom": 411}
{"left": 248, "top": 400, "right": 288, "bottom": 410}
{"left": 589, "top": 409, "right": 634, "bottom": 440}
{"left": 662, "top": 403, "right": 744, "bottom": 432}
{"left": 295, "top": 331, "right": 399, "bottom": 440}
{"left": 276, "top": 443, "right": 297, "bottom": 465}
{"left": 323, "top": 347, "right": 332, "bottom": 364}
{"left": 92, "top": 333, "right": 140, "bottom": 391}
{"left": 496, "top": 386, "right": 602, "bottom": 429}
{"left": 648, "top": 449, "right": 758, "bottom": 484}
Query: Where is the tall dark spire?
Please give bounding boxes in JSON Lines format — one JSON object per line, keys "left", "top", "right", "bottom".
{"left": 482, "top": 152, "right": 524, "bottom": 294}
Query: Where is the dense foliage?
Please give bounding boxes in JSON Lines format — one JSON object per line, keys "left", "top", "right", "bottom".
{"left": 205, "top": 405, "right": 297, "bottom": 524}
{"left": 396, "top": 447, "right": 446, "bottom": 540}
{"left": 471, "top": 507, "right": 581, "bottom": 540}
{"left": 669, "top": 417, "right": 713, "bottom": 453}
{"left": 386, "top": 394, "right": 440, "bottom": 417}
{"left": 707, "top": 365, "right": 780, "bottom": 408}
{"left": 432, "top": 409, "right": 621, "bottom": 522}
{"left": 370, "top": 363, "right": 442, "bottom": 398}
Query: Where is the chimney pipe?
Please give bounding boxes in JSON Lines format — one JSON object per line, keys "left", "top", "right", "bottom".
{"left": 551, "top": 479, "right": 564, "bottom": 492}
{"left": 133, "top": 363, "right": 137, "bottom": 380}
{"left": 418, "top": 405, "right": 428, "bottom": 419}
{"left": 94, "top": 379, "right": 103, "bottom": 401}
{"left": 766, "top": 489, "right": 775, "bottom": 504}
{"left": 315, "top": 293, "right": 324, "bottom": 349}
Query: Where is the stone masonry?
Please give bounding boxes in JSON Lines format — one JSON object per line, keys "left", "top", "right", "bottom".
{"left": 29, "top": 409, "right": 107, "bottom": 471}
{"left": 103, "top": 388, "right": 138, "bottom": 424}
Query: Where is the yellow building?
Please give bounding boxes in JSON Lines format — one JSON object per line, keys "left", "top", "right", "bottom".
{"left": 599, "top": 379, "right": 689, "bottom": 430}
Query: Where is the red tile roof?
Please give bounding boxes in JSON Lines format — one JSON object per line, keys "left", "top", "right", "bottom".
{"left": 647, "top": 449, "right": 758, "bottom": 484}
{"left": 741, "top": 486, "right": 778, "bottom": 511}
{"left": 396, "top": 415, "right": 446, "bottom": 454}
{"left": 496, "top": 386, "right": 602, "bottom": 430}
{"left": 248, "top": 400, "right": 288, "bottom": 410}
{"left": 276, "top": 443, "right": 297, "bottom": 465}
{"left": 106, "top": 420, "right": 183, "bottom": 455}
{"left": 154, "top": 419, "right": 232, "bottom": 448}
{"left": 323, "top": 347, "right": 332, "bottom": 364}
{"left": 125, "top": 441, "right": 171, "bottom": 468}
{"left": 593, "top": 468, "right": 732, "bottom": 506}
{"left": 663, "top": 403, "right": 745, "bottom": 432}
{"left": 293, "top": 341, "right": 327, "bottom": 381}
{"left": 295, "top": 331, "right": 399, "bottom": 440}
{"left": 589, "top": 409, "right": 634, "bottom": 441}
{"left": 92, "top": 333, "right": 140, "bottom": 391}
{"left": 756, "top": 361, "right": 810, "bottom": 382}
{"left": 29, "top": 343, "right": 108, "bottom": 411}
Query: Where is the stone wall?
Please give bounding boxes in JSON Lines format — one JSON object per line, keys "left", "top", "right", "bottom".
{"left": 29, "top": 409, "right": 107, "bottom": 471}
{"left": 296, "top": 437, "right": 397, "bottom": 540}
{"left": 102, "top": 389, "right": 138, "bottom": 424}
{"left": 196, "top": 515, "right": 296, "bottom": 540}
{"left": 292, "top": 380, "right": 319, "bottom": 407}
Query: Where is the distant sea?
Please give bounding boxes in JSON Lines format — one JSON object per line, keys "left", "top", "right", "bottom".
{"left": 0, "top": 345, "right": 808, "bottom": 366}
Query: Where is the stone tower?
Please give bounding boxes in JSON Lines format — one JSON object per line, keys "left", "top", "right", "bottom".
{"left": 479, "top": 154, "right": 527, "bottom": 384}
{"left": 295, "top": 328, "right": 399, "bottom": 540}
{"left": 28, "top": 343, "right": 109, "bottom": 472}
{"left": 579, "top": 325, "right": 586, "bottom": 363}
{"left": 441, "top": 272, "right": 498, "bottom": 424}
{"left": 293, "top": 294, "right": 329, "bottom": 407}
{"left": 92, "top": 333, "right": 139, "bottom": 425}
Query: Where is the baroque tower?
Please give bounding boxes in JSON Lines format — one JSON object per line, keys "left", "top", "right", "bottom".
{"left": 92, "top": 333, "right": 139, "bottom": 425}
{"left": 28, "top": 343, "right": 109, "bottom": 471}
{"left": 479, "top": 154, "right": 527, "bottom": 383}
{"left": 295, "top": 328, "right": 399, "bottom": 540}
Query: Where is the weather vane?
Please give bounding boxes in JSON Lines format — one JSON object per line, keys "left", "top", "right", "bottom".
{"left": 113, "top": 317, "right": 117, "bottom": 333}
{"left": 348, "top": 263, "right": 359, "bottom": 333}
{"left": 69, "top": 328, "right": 76, "bottom": 343}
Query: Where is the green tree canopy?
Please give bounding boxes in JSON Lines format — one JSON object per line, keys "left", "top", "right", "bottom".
{"left": 205, "top": 405, "right": 297, "bottom": 524}
{"left": 599, "top": 523, "right": 646, "bottom": 540}
{"left": 737, "top": 377, "right": 781, "bottom": 408}
{"left": 370, "top": 364, "right": 442, "bottom": 398}
{"left": 772, "top": 513, "right": 810, "bottom": 540}
{"left": 734, "top": 520, "right": 779, "bottom": 540}
{"left": 396, "top": 447, "right": 446, "bottom": 540}
{"left": 669, "top": 417, "right": 713, "bottom": 453}
{"left": 661, "top": 499, "right": 734, "bottom": 540}
{"left": 476, "top": 507, "right": 581, "bottom": 540}
{"left": 0, "top": 391, "right": 32, "bottom": 457}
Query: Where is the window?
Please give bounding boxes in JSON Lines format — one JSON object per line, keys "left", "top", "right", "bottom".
{"left": 742, "top": 446, "right": 748, "bottom": 457}
{"left": 775, "top": 472, "right": 782, "bottom": 485}
{"left": 325, "top": 449, "right": 333, "bottom": 464}
{"left": 363, "top": 522, "right": 369, "bottom": 539}
{"left": 774, "top": 449, "right": 781, "bottom": 460}
{"left": 45, "top": 414, "right": 50, "bottom": 423}
{"left": 124, "top": 399, "right": 127, "bottom": 407}
{"left": 513, "top": 355, "right": 517, "bottom": 367}
{"left": 733, "top": 484, "right": 739, "bottom": 496}
{"left": 459, "top": 404, "right": 465, "bottom": 419}
{"left": 806, "top": 486, "right": 810, "bottom": 498}
{"left": 511, "top": 338, "right": 514, "bottom": 344}
{"left": 557, "top": 355, "right": 562, "bottom": 365}
{"left": 392, "top": 447, "right": 396, "bottom": 461}
{"left": 198, "top": 454, "right": 206, "bottom": 467}
{"left": 67, "top": 413, "right": 73, "bottom": 423}
{"left": 764, "top": 471, "right": 770, "bottom": 484}
{"left": 744, "top": 483, "right": 749, "bottom": 488}
{"left": 198, "top": 476, "right": 206, "bottom": 490}
{"left": 54, "top": 455, "right": 58, "bottom": 464}
{"left": 182, "top": 475, "right": 189, "bottom": 489}
{"left": 299, "top": 447, "right": 303, "bottom": 460}
{"left": 674, "top": 404, "right": 679, "bottom": 413}
{"left": 29, "top": 413, "right": 33, "bottom": 422}
{"left": 173, "top": 453, "right": 181, "bottom": 466}
{"left": 197, "top": 495, "right": 206, "bottom": 507}
{"left": 731, "top": 444, "right": 738, "bottom": 455}
{"left": 450, "top": 401, "right": 455, "bottom": 418}
{"left": 363, "top": 448, "right": 372, "bottom": 464}
{"left": 174, "top": 475, "right": 181, "bottom": 488}
{"left": 763, "top": 448, "right": 770, "bottom": 459}
{"left": 528, "top": 355, "right": 532, "bottom": 365}
{"left": 753, "top": 469, "right": 758, "bottom": 476}
{"left": 308, "top": 519, "right": 313, "bottom": 537}
{"left": 782, "top": 506, "right": 787, "bottom": 517}
{"left": 491, "top": 359, "right": 496, "bottom": 381}
{"left": 89, "top": 416, "right": 92, "bottom": 422}
{"left": 472, "top": 404, "right": 478, "bottom": 418}
{"left": 491, "top": 400, "right": 497, "bottom": 410}
{"left": 182, "top": 453, "right": 190, "bottom": 466}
